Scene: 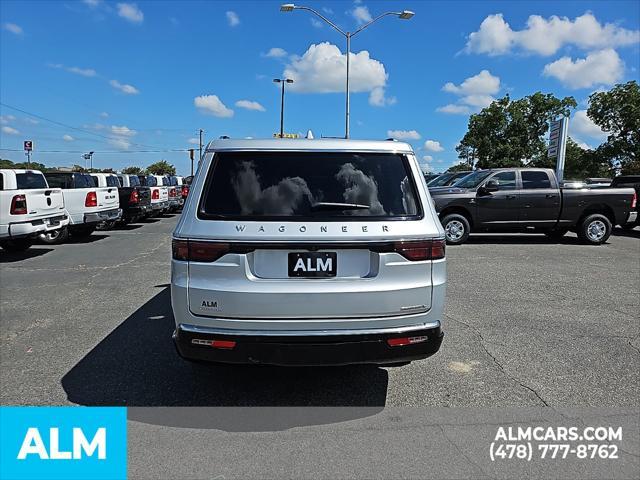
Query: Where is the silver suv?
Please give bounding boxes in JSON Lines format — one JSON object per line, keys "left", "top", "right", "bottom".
{"left": 171, "top": 138, "right": 446, "bottom": 366}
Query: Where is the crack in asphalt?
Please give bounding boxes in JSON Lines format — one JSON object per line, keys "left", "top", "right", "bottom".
{"left": 444, "top": 313, "right": 551, "bottom": 407}
{"left": 437, "top": 424, "right": 491, "bottom": 478}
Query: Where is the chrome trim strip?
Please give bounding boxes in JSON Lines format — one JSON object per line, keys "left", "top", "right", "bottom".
{"left": 177, "top": 321, "right": 441, "bottom": 337}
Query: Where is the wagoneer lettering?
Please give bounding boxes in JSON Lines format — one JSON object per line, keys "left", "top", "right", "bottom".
{"left": 171, "top": 138, "right": 446, "bottom": 366}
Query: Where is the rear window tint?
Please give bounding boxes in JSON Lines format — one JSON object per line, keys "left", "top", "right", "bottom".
{"left": 106, "top": 176, "right": 119, "bottom": 187}
{"left": 144, "top": 176, "right": 157, "bottom": 187}
{"left": 129, "top": 175, "right": 140, "bottom": 186}
{"left": 522, "top": 171, "right": 552, "bottom": 189}
{"left": 16, "top": 172, "right": 48, "bottom": 189}
{"left": 199, "top": 152, "right": 422, "bottom": 220}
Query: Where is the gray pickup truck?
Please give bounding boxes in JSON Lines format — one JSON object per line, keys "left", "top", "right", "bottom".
{"left": 430, "top": 168, "right": 636, "bottom": 245}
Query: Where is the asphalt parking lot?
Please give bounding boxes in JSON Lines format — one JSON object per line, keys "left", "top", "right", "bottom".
{"left": 0, "top": 215, "right": 638, "bottom": 408}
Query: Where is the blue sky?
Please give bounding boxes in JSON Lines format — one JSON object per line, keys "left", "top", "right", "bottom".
{"left": 1, "top": 0, "right": 639, "bottom": 175}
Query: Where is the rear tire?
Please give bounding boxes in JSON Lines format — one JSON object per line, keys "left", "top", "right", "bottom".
{"left": 544, "top": 228, "right": 568, "bottom": 240}
{"left": 441, "top": 213, "right": 471, "bottom": 245}
{"left": 0, "top": 238, "right": 34, "bottom": 252}
{"left": 577, "top": 214, "right": 612, "bottom": 245}
{"left": 39, "top": 226, "right": 69, "bottom": 244}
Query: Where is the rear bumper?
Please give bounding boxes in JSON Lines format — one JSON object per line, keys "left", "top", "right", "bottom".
{"left": 151, "top": 201, "right": 168, "bottom": 211}
{"left": 84, "top": 208, "right": 122, "bottom": 224}
{"left": 173, "top": 322, "right": 444, "bottom": 366}
{"left": 125, "top": 204, "right": 151, "bottom": 217}
{"left": 7, "top": 214, "right": 69, "bottom": 238}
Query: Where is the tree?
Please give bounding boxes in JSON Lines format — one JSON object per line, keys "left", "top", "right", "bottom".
{"left": 563, "top": 138, "right": 611, "bottom": 179}
{"left": 456, "top": 92, "right": 577, "bottom": 169}
{"left": 71, "top": 165, "right": 86, "bottom": 172}
{"left": 122, "top": 166, "right": 144, "bottom": 175}
{"left": 587, "top": 80, "right": 640, "bottom": 174}
{"left": 0, "top": 158, "right": 51, "bottom": 171}
{"left": 447, "top": 162, "right": 472, "bottom": 173}
{"left": 146, "top": 160, "right": 175, "bottom": 175}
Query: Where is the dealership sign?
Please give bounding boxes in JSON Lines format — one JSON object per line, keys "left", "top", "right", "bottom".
{"left": 548, "top": 117, "right": 569, "bottom": 183}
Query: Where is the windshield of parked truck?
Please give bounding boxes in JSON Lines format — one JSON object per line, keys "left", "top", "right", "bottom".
{"left": 200, "top": 151, "right": 422, "bottom": 220}
{"left": 427, "top": 173, "right": 453, "bottom": 187}
{"left": 453, "top": 171, "right": 493, "bottom": 188}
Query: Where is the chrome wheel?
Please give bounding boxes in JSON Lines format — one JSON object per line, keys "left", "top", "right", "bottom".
{"left": 445, "top": 220, "right": 465, "bottom": 241}
{"left": 587, "top": 220, "right": 607, "bottom": 242}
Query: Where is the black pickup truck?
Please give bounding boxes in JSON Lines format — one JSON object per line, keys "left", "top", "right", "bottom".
{"left": 430, "top": 168, "right": 636, "bottom": 245}
{"left": 115, "top": 173, "right": 152, "bottom": 223}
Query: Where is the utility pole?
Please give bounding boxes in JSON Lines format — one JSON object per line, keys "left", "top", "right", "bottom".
{"left": 273, "top": 78, "right": 294, "bottom": 137}
{"left": 199, "top": 129, "right": 203, "bottom": 168}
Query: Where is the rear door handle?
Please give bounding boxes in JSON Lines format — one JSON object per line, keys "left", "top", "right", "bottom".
{"left": 506, "top": 195, "right": 517, "bottom": 199}
{"left": 546, "top": 194, "right": 556, "bottom": 198}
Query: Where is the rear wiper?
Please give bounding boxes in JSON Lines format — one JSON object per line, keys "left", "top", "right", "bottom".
{"left": 310, "top": 202, "right": 370, "bottom": 211}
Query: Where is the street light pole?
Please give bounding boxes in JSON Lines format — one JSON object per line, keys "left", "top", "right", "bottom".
{"left": 280, "top": 4, "right": 414, "bottom": 139}
{"left": 273, "top": 78, "right": 294, "bottom": 138}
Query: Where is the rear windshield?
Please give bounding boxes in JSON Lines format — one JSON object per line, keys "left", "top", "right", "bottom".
{"left": 199, "top": 152, "right": 422, "bottom": 220}
{"left": 106, "top": 176, "right": 119, "bottom": 187}
{"left": 46, "top": 173, "right": 93, "bottom": 189}
{"left": 145, "top": 176, "right": 157, "bottom": 187}
{"left": 16, "top": 172, "right": 48, "bottom": 189}
{"left": 128, "top": 175, "right": 140, "bottom": 186}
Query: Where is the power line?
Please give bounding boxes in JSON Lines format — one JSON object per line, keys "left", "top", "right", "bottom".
{"left": 0, "top": 102, "right": 174, "bottom": 150}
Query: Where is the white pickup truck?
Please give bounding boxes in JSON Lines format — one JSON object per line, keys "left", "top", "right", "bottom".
{"left": 139, "top": 174, "right": 169, "bottom": 216}
{"left": 41, "top": 171, "right": 121, "bottom": 243}
{"left": 0, "top": 169, "right": 69, "bottom": 251}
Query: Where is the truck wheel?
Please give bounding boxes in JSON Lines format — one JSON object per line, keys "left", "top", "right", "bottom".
{"left": 441, "top": 214, "right": 470, "bottom": 245}
{"left": 544, "top": 229, "right": 568, "bottom": 240}
{"left": 39, "top": 226, "right": 69, "bottom": 244}
{"left": 0, "top": 238, "right": 33, "bottom": 252}
{"left": 578, "top": 214, "right": 612, "bottom": 245}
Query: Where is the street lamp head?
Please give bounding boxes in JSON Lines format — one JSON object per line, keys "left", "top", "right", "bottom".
{"left": 273, "top": 78, "right": 282, "bottom": 83}
{"left": 399, "top": 10, "right": 415, "bottom": 20}
{"left": 285, "top": 79, "right": 294, "bottom": 83}
{"left": 280, "top": 4, "right": 295, "bottom": 12}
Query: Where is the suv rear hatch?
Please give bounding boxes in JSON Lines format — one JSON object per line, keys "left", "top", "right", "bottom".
{"left": 182, "top": 151, "right": 443, "bottom": 321}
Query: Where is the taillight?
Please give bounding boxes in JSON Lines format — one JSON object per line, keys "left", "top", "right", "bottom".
{"left": 129, "top": 190, "right": 139, "bottom": 204}
{"left": 170, "top": 187, "right": 177, "bottom": 197}
{"left": 632, "top": 192, "right": 637, "bottom": 209}
{"left": 181, "top": 186, "right": 189, "bottom": 198}
{"left": 172, "top": 240, "right": 230, "bottom": 262}
{"left": 10, "top": 194, "right": 27, "bottom": 215}
{"left": 393, "top": 239, "right": 445, "bottom": 261}
{"left": 85, "top": 191, "right": 98, "bottom": 207}
{"left": 387, "top": 336, "right": 429, "bottom": 347}
{"left": 152, "top": 189, "right": 159, "bottom": 200}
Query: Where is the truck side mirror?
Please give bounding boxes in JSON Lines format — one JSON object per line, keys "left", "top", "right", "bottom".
{"left": 481, "top": 180, "right": 499, "bottom": 193}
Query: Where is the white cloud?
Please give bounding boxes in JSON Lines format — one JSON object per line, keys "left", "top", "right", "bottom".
{"left": 352, "top": 6, "right": 372, "bottom": 25}
{"left": 387, "top": 129, "right": 421, "bottom": 140}
{"left": 67, "top": 66, "right": 97, "bottom": 77}
{"left": 422, "top": 155, "right": 433, "bottom": 162}
{"left": 194, "top": 95, "right": 234, "bottom": 118}
{"left": 570, "top": 110, "right": 608, "bottom": 141}
{"left": 235, "top": 100, "right": 266, "bottom": 112}
{"left": 111, "top": 125, "right": 136, "bottom": 137}
{"left": 109, "top": 137, "right": 132, "bottom": 150}
{"left": 0, "top": 114, "right": 16, "bottom": 124}
{"left": 3, "top": 22, "right": 23, "bottom": 35}
{"left": 110, "top": 79, "right": 140, "bottom": 95}
{"left": 368, "top": 87, "right": 396, "bottom": 107}
{"left": 117, "top": 3, "right": 144, "bottom": 24}
{"left": 322, "top": 7, "right": 334, "bottom": 15}
{"left": 99, "top": 112, "right": 109, "bottom": 118}
{"left": 24, "top": 118, "right": 39, "bottom": 125}
{"left": 439, "top": 70, "right": 500, "bottom": 113}
{"left": 424, "top": 140, "right": 444, "bottom": 152}
{"left": 543, "top": 49, "right": 624, "bottom": 89}
{"left": 264, "top": 47, "right": 287, "bottom": 58}
{"left": 226, "top": 11, "right": 240, "bottom": 27}
{"left": 188, "top": 137, "right": 199, "bottom": 145}
{"left": 284, "top": 42, "right": 388, "bottom": 96}
{"left": 2, "top": 126, "right": 20, "bottom": 135}
{"left": 466, "top": 12, "right": 640, "bottom": 56}
{"left": 63, "top": 134, "right": 74, "bottom": 142}
{"left": 83, "top": 0, "right": 102, "bottom": 7}
{"left": 573, "top": 138, "right": 592, "bottom": 150}
{"left": 311, "top": 18, "right": 323, "bottom": 29}
{"left": 436, "top": 104, "right": 471, "bottom": 115}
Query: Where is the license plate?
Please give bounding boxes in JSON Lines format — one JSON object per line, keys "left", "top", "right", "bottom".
{"left": 288, "top": 252, "right": 337, "bottom": 278}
